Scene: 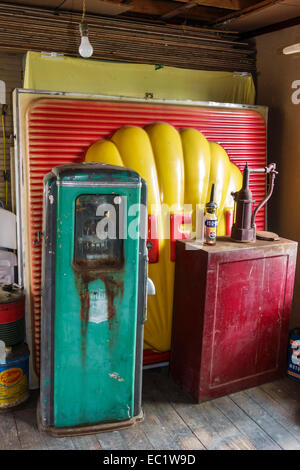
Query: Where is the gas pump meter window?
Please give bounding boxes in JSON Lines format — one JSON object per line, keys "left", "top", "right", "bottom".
{"left": 74, "top": 194, "right": 124, "bottom": 269}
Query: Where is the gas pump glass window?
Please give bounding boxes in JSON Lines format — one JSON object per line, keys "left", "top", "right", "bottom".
{"left": 74, "top": 194, "right": 124, "bottom": 269}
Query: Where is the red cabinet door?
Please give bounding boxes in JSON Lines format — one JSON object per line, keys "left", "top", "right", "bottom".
{"left": 170, "top": 237, "right": 297, "bottom": 401}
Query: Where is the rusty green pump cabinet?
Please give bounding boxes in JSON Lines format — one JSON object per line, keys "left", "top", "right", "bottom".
{"left": 38, "top": 163, "right": 148, "bottom": 436}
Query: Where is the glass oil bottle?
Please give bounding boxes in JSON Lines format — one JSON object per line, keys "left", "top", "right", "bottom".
{"left": 204, "top": 183, "right": 218, "bottom": 245}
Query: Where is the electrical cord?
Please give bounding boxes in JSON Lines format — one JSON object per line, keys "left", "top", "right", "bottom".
{"left": 82, "top": 0, "right": 86, "bottom": 22}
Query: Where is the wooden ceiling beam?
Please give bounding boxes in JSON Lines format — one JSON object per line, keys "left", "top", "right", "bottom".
{"left": 128, "top": 0, "right": 259, "bottom": 13}
{"left": 237, "top": 0, "right": 265, "bottom": 8}
{"left": 160, "top": 0, "right": 241, "bottom": 14}
{"left": 116, "top": 1, "right": 230, "bottom": 22}
{"left": 161, "top": 1, "right": 208, "bottom": 20}
{"left": 0, "top": 1, "right": 264, "bottom": 24}
{"left": 97, "top": 0, "right": 261, "bottom": 13}
{"left": 125, "top": 0, "right": 265, "bottom": 17}
{"left": 121, "top": 1, "right": 263, "bottom": 22}
{"left": 158, "top": 0, "right": 259, "bottom": 6}
{"left": 209, "top": 0, "right": 283, "bottom": 26}
{"left": 79, "top": 0, "right": 262, "bottom": 18}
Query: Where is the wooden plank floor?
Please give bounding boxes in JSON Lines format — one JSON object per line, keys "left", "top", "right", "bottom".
{"left": 1, "top": 368, "right": 299, "bottom": 450}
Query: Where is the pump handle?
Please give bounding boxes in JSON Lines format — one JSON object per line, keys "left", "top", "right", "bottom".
{"left": 251, "top": 163, "right": 278, "bottom": 227}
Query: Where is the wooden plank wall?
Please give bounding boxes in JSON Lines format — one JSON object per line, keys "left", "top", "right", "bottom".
{"left": 0, "top": 52, "right": 23, "bottom": 210}
{"left": 0, "top": 4, "right": 256, "bottom": 73}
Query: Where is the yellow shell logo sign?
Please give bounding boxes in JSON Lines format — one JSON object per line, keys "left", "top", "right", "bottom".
{"left": 0, "top": 368, "right": 23, "bottom": 386}
{"left": 85, "top": 123, "right": 242, "bottom": 354}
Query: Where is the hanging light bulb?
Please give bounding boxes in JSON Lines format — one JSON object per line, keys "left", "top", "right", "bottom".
{"left": 79, "top": 21, "right": 93, "bottom": 58}
{"left": 78, "top": 0, "right": 93, "bottom": 58}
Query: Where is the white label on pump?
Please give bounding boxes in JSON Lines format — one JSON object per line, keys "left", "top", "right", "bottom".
{"left": 88, "top": 289, "right": 108, "bottom": 324}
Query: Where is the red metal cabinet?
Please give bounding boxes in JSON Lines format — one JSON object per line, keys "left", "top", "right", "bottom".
{"left": 170, "top": 236, "right": 298, "bottom": 402}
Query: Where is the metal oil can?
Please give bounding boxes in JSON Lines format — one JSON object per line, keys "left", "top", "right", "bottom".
{"left": 287, "top": 328, "right": 300, "bottom": 382}
{"left": 39, "top": 163, "right": 148, "bottom": 436}
{"left": 0, "top": 342, "right": 29, "bottom": 410}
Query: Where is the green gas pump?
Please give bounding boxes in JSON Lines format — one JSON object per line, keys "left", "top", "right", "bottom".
{"left": 39, "top": 163, "right": 148, "bottom": 436}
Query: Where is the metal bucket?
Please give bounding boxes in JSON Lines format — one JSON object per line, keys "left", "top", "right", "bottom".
{"left": 287, "top": 327, "right": 300, "bottom": 382}
{"left": 0, "top": 342, "right": 29, "bottom": 410}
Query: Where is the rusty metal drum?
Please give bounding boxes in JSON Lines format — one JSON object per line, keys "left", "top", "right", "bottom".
{"left": 0, "top": 285, "right": 25, "bottom": 347}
